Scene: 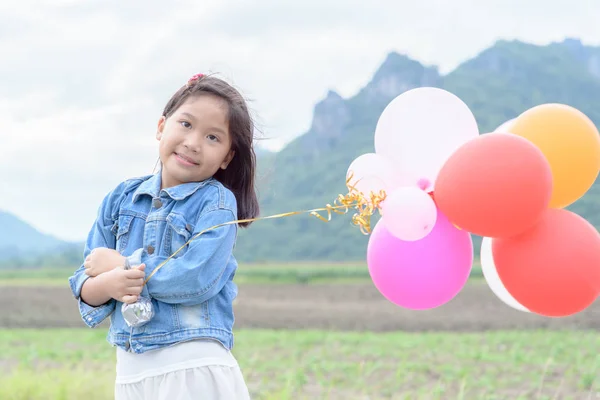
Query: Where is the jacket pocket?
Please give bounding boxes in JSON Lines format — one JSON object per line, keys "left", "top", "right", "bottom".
{"left": 165, "top": 213, "right": 193, "bottom": 257}
{"left": 114, "top": 215, "right": 134, "bottom": 253}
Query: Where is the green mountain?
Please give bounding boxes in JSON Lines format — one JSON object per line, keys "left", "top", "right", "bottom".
{"left": 234, "top": 38, "right": 600, "bottom": 262}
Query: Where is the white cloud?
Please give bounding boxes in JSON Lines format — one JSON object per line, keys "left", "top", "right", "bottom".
{"left": 0, "top": 0, "right": 598, "bottom": 241}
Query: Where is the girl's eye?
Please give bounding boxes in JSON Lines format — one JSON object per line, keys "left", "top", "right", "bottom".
{"left": 207, "top": 134, "right": 219, "bottom": 142}
{"left": 180, "top": 121, "right": 192, "bottom": 129}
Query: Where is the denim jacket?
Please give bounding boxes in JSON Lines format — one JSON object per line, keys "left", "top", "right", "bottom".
{"left": 68, "top": 172, "right": 239, "bottom": 354}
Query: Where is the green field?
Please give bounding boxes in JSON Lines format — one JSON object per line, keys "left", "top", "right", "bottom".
{"left": 0, "top": 329, "right": 598, "bottom": 399}
{"left": 2, "top": 261, "right": 597, "bottom": 399}
{"left": 0, "top": 261, "right": 484, "bottom": 286}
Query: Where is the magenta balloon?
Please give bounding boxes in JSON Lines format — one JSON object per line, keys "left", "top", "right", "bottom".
{"left": 367, "top": 208, "right": 473, "bottom": 310}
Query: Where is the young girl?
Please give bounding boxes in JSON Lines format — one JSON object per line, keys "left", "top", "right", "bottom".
{"left": 68, "top": 73, "right": 259, "bottom": 399}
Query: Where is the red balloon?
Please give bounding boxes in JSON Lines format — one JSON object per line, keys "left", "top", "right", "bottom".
{"left": 493, "top": 208, "right": 600, "bottom": 317}
{"left": 435, "top": 132, "right": 552, "bottom": 238}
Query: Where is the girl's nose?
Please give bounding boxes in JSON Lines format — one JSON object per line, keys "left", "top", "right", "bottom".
{"left": 183, "top": 136, "right": 202, "bottom": 152}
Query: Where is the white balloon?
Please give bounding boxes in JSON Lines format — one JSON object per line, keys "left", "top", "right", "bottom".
{"left": 494, "top": 118, "right": 517, "bottom": 133}
{"left": 381, "top": 187, "right": 437, "bottom": 241}
{"left": 480, "top": 237, "right": 529, "bottom": 312}
{"left": 374, "top": 87, "right": 479, "bottom": 192}
{"left": 346, "top": 153, "right": 396, "bottom": 197}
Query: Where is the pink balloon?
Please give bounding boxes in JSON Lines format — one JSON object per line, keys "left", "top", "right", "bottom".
{"left": 367, "top": 208, "right": 473, "bottom": 310}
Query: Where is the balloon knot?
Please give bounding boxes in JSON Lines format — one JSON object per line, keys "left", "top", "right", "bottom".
{"left": 417, "top": 178, "right": 430, "bottom": 191}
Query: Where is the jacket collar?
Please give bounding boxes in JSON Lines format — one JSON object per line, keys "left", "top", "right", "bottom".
{"left": 132, "top": 171, "right": 213, "bottom": 202}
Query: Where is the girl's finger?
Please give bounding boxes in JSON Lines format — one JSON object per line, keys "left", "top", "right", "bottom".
{"left": 121, "top": 295, "right": 138, "bottom": 304}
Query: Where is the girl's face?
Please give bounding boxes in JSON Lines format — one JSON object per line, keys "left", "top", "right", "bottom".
{"left": 156, "top": 95, "right": 235, "bottom": 189}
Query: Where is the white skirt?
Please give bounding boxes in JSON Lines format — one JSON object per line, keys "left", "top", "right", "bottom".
{"left": 114, "top": 339, "right": 251, "bottom": 400}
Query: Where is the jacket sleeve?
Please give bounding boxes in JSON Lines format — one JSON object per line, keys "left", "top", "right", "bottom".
{"left": 143, "top": 207, "right": 237, "bottom": 307}
{"left": 68, "top": 187, "right": 121, "bottom": 328}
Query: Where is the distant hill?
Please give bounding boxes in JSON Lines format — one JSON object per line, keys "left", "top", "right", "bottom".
{"left": 233, "top": 38, "right": 600, "bottom": 262}
{"left": 0, "top": 210, "right": 82, "bottom": 267}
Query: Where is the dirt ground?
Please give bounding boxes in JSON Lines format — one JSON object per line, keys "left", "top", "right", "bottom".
{"left": 2, "top": 282, "right": 599, "bottom": 330}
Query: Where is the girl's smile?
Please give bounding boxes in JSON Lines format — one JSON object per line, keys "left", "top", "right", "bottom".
{"left": 174, "top": 152, "right": 199, "bottom": 166}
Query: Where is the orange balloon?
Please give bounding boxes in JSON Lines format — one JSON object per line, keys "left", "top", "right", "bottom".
{"left": 435, "top": 132, "right": 552, "bottom": 238}
{"left": 511, "top": 104, "right": 600, "bottom": 209}
{"left": 493, "top": 208, "right": 600, "bottom": 317}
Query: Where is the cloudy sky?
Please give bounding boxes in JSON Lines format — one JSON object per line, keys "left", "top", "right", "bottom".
{"left": 1, "top": 0, "right": 598, "bottom": 242}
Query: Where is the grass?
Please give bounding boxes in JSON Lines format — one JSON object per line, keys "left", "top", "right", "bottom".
{"left": 0, "top": 329, "right": 598, "bottom": 399}
{"left": 0, "top": 260, "right": 484, "bottom": 286}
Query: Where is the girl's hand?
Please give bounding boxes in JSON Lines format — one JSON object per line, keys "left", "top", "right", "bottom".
{"left": 99, "top": 265, "right": 146, "bottom": 304}
{"left": 85, "top": 247, "right": 126, "bottom": 277}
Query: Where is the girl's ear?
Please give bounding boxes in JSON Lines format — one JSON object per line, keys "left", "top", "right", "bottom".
{"left": 220, "top": 150, "right": 235, "bottom": 170}
{"left": 156, "top": 116, "right": 166, "bottom": 141}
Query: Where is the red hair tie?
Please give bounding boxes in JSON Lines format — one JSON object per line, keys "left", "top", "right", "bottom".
{"left": 187, "top": 73, "right": 204, "bottom": 86}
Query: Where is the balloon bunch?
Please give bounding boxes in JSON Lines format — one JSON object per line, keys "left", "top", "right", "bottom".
{"left": 348, "top": 88, "right": 600, "bottom": 316}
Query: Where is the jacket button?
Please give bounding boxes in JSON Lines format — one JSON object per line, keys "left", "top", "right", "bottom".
{"left": 152, "top": 198, "right": 162, "bottom": 208}
{"left": 125, "top": 341, "right": 130, "bottom": 350}
{"left": 147, "top": 245, "right": 155, "bottom": 255}
{"left": 185, "top": 224, "right": 192, "bottom": 232}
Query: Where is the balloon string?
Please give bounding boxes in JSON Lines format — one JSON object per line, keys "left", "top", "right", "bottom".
{"left": 144, "top": 173, "right": 386, "bottom": 284}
